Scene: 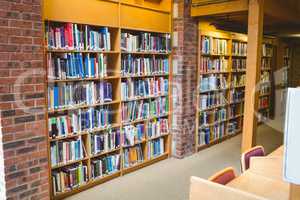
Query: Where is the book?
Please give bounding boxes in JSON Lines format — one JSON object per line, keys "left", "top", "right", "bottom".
{"left": 232, "top": 58, "right": 246, "bottom": 72}
{"left": 199, "top": 74, "right": 227, "bottom": 92}
{"left": 199, "top": 91, "right": 227, "bottom": 111}
{"left": 227, "top": 120, "right": 239, "bottom": 134}
{"left": 50, "top": 136, "right": 84, "bottom": 167}
{"left": 201, "top": 36, "right": 228, "bottom": 55}
{"left": 122, "top": 124, "right": 145, "bottom": 147}
{"left": 147, "top": 118, "right": 169, "bottom": 138}
{"left": 200, "top": 57, "right": 228, "bottom": 73}
{"left": 48, "top": 81, "right": 113, "bottom": 110}
{"left": 121, "top": 78, "right": 168, "bottom": 100}
{"left": 52, "top": 163, "right": 88, "bottom": 195}
{"left": 121, "top": 32, "right": 171, "bottom": 53}
{"left": 91, "top": 154, "right": 121, "bottom": 179}
{"left": 232, "top": 74, "right": 246, "bottom": 87}
{"left": 262, "top": 44, "right": 273, "bottom": 57}
{"left": 229, "top": 89, "right": 244, "bottom": 103}
{"left": 90, "top": 129, "right": 120, "bottom": 155}
{"left": 232, "top": 41, "right": 247, "bottom": 56}
{"left": 48, "top": 53, "right": 108, "bottom": 80}
{"left": 123, "top": 144, "right": 144, "bottom": 168}
{"left": 46, "top": 22, "right": 111, "bottom": 51}
{"left": 147, "top": 138, "right": 164, "bottom": 159}
{"left": 198, "top": 127, "right": 210, "bottom": 145}
{"left": 121, "top": 54, "right": 169, "bottom": 76}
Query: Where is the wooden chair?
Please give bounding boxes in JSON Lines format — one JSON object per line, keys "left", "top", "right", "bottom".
{"left": 241, "top": 146, "right": 265, "bottom": 173}
{"left": 208, "top": 167, "right": 236, "bottom": 185}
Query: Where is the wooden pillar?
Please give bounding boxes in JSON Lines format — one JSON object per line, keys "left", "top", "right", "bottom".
{"left": 241, "top": 0, "right": 264, "bottom": 152}
{"left": 290, "top": 184, "right": 300, "bottom": 200}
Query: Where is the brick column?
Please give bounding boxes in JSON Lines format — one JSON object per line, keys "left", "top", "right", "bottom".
{"left": 171, "top": 0, "right": 198, "bottom": 158}
{"left": 0, "top": 1, "right": 50, "bottom": 199}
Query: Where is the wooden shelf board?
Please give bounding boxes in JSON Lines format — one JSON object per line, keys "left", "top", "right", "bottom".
{"left": 90, "top": 148, "right": 121, "bottom": 159}
{"left": 121, "top": 94, "right": 168, "bottom": 102}
{"left": 121, "top": 113, "right": 169, "bottom": 125}
{"left": 147, "top": 133, "right": 170, "bottom": 141}
{"left": 122, "top": 139, "right": 147, "bottom": 148}
{"left": 48, "top": 75, "right": 120, "bottom": 83}
{"left": 121, "top": 51, "right": 170, "bottom": 55}
{"left": 48, "top": 100, "right": 120, "bottom": 114}
{"left": 51, "top": 157, "right": 88, "bottom": 170}
{"left": 46, "top": 49, "right": 120, "bottom": 54}
{"left": 121, "top": 74, "right": 169, "bottom": 78}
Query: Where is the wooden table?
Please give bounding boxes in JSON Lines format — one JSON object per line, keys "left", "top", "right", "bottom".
{"left": 227, "top": 146, "right": 289, "bottom": 200}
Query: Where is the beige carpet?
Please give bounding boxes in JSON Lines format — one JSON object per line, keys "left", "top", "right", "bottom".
{"left": 66, "top": 125, "right": 283, "bottom": 200}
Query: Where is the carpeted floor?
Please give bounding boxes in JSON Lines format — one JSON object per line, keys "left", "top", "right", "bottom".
{"left": 66, "top": 124, "right": 283, "bottom": 200}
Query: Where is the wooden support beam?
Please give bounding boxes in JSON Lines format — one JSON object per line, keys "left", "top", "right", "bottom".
{"left": 191, "top": 0, "right": 248, "bottom": 17}
{"left": 241, "top": 0, "right": 264, "bottom": 153}
{"left": 290, "top": 184, "right": 300, "bottom": 200}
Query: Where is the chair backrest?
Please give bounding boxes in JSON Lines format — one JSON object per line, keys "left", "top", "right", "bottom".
{"left": 241, "top": 146, "right": 265, "bottom": 172}
{"left": 208, "top": 167, "right": 236, "bottom": 185}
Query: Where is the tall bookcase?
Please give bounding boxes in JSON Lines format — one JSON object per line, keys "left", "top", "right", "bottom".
{"left": 43, "top": 0, "right": 172, "bottom": 199}
{"left": 195, "top": 30, "right": 246, "bottom": 151}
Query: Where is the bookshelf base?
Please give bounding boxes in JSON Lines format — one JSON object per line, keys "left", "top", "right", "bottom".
{"left": 196, "top": 131, "right": 242, "bottom": 152}
{"left": 122, "top": 153, "right": 169, "bottom": 175}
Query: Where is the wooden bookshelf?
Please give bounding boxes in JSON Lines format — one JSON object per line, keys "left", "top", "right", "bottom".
{"left": 195, "top": 29, "right": 246, "bottom": 151}
{"left": 43, "top": 1, "right": 172, "bottom": 199}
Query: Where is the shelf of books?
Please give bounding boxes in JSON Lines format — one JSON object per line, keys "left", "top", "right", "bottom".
{"left": 196, "top": 31, "right": 246, "bottom": 151}
{"left": 45, "top": 21, "right": 171, "bottom": 199}
{"left": 258, "top": 42, "right": 274, "bottom": 123}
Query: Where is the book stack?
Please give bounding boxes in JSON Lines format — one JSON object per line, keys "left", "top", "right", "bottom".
{"left": 147, "top": 138, "right": 164, "bottom": 159}
{"left": 232, "top": 41, "right": 247, "bottom": 56}
{"left": 48, "top": 81, "right": 113, "bottom": 110}
{"left": 91, "top": 154, "right": 121, "bottom": 179}
{"left": 123, "top": 144, "right": 144, "bottom": 168}
{"left": 199, "top": 75, "right": 228, "bottom": 92}
{"left": 199, "top": 111, "right": 209, "bottom": 125}
{"left": 50, "top": 137, "right": 84, "bottom": 166}
{"left": 201, "top": 36, "right": 228, "bottom": 55}
{"left": 213, "top": 108, "right": 227, "bottom": 122}
{"left": 232, "top": 58, "right": 246, "bottom": 71}
{"left": 261, "top": 58, "right": 271, "bottom": 70}
{"left": 90, "top": 129, "right": 121, "bottom": 155}
{"left": 121, "top": 78, "right": 168, "bottom": 100}
{"left": 262, "top": 44, "right": 273, "bottom": 57}
{"left": 229, "top": 89, "right": 244, "bottom": 103}
{"left": 259, "top": 96, "right": 269, "bottom": 109}
{"left": 198, "top": 128, "right": 210, "bottom": 145}
{"left": 227, "top": 120, "right": 239, "bottom": 134}
{"left": 147, "top": 118, "right": 169, "bottom": 138}
{"left": 212, "top": 123, "right": 226, "bottom": 140}
{"left": 52, "top": 164, "right": 88, "bottom": 195}
{"left": 228, "top": 105, "right": 238, "bottom": 118}
{"left": 200, "top": 57, "right": 228, "bottom": 73}
{"left": 260, "top": 71, "right": 270, "bottom": 83}
{"left": 85, "top": 26, "right": 111, "bottom": 51}
{"left": 232, "top": 74, "right": 246, "bottom": 87}
{"left": 121, "top": 97, "right": 169, "bottom": 122}
{"left": 121, "top": 32, "right": 171, "bottom": 53}
{"left": 121, "top": 55, "right": 169, "bottom": 76}
{"left": 122, "top": 124, "right": 145, "bottom": 147}
{"left": 199, "top": 91, "right": 227, "bottom": 110}
{"left": 46, "top": 23, "right": 111, "bottom": 51}
{"left": 48, "top": 53, "right": 108, "bottom": 80}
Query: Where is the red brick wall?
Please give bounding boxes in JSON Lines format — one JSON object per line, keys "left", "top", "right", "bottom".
{"left": 172, "top": 0, "right": 198, "bottom": 158}
{"left": 0, "top": 0, "right": 50, "bottom": 199}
